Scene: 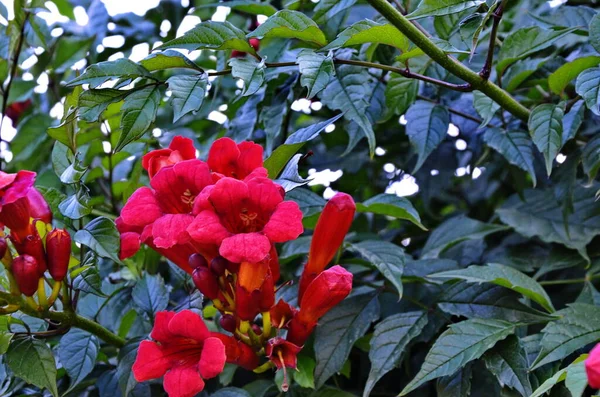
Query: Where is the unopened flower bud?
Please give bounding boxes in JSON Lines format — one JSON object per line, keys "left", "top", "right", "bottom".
{"left": 0, "top": 237, "right": 7, "bottom": 260}
{"left": 210, "top": 256, "right": 228, "bottom": 276}
{"left": 15, "top": 231, "right": 46, "bottom": 275}
{"left": 219, "top": 314, "right": 236, "bottom": 333}
{"left": 192, "top": 267, "right": 219, "bottom": 299}
{"left": 12, "top": 255, "right": 39, "bottom": 296}
{"left": 189, "top": 253, "right": 208, "bottom": 270}
{"left": 46, "top": 228, "right": 71, "bottom": 281}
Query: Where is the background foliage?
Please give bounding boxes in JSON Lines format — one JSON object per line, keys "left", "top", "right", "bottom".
{"left": 1, "top": 0, "right": 600, "bottom": 396}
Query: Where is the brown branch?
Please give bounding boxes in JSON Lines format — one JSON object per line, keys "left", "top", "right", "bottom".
{"left": 479, "top": 2, "right": 505, "bottom": 80}
{"left": 417, "top": 95, "right": 499, "bottom": 127}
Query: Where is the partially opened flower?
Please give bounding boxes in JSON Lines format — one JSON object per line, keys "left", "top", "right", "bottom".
{"left": 587, "top": 343, "right": 600, "bottom": 389}
{"left": 286, "top": 265, "right": 353, "bottom": 346}
{"left": 132, "top": 310, "right": 226, "bottom": 397}
{"left": 265, "top": 337, "right": 302, "bottom": 392}
{"left": 142, "top": 136, "right": 197, "bottom": 178}
{"left": 298, "top": 193, "right": 355, "bottom": 300}
{"left": 208, "top": 137, "right": 265, "bottom": 180}
{"left": 235, "top": 260, "right": 275, "bottom": 321}
{"left": 0, "top": 171, "right": 36, "bottom": 238}
{"left": 187, "top": 176, "right": 303, "bottom": 264}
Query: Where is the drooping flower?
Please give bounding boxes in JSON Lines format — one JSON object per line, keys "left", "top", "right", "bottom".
{"left": 587, "top": 343, "right": 600, "bottom": 389}
{"left": 187, "top": 176, "right": 303, "bottom": 265}
{"left": 118, "top": 159, "right": 216, "bottom": 273}
{"left": 298, "top": 193, "right": 355, "bottom": 300}
{"left": 208, "top": 137, "right": 265, "bottom": 181}
{"left": 265, "top": 337, "right": 302, "bottom": 392}
{"left": 286, "top": 265, "right": 353, "bottom": 346}
{"left": 270, "top": 299, "right": 297, "bottom": 329}
{"left": 142, "top": 136, "right": 197, "bottom": 179}
{"left": 132, "top": 310, "right": 226, "bottom": 397}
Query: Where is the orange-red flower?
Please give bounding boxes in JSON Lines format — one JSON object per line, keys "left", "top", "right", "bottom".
{"left": 132, "top": 310, "right": 226, "bottom": 397}
{"left": 142, "top": 136, "right": 197, "bottom": 178}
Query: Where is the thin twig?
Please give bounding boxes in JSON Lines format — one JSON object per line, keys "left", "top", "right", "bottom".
{"left": 479, "top": 2, "right": 505, "bottom": 80}
{"left": 417, "top": 95, "right": 499, "bottom": 127}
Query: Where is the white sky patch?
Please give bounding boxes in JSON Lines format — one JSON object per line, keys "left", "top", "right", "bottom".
{"left": 71, "top": 58, "right": 87, "bottom": 71}
{"left": 383, "top": 163, "right": 395, "bottom": 173}
{"left": 103, "top": 35, "right": 126, "bottom": 48}
{"left": 208, "top": 111, "right": 227, "bottom": 124}
{"left": 107, "top": 52, "right": 125, "bottom": 61}
{"left": 22, "top": 72, "right": 34, "bottom": 81}
{"left": 310, "top": 101, "right": 322, "bottom": 111}
{"left": 455, "top": 139, "right": 467, "bottom": 151}
{"left": 49, "top": 102, "right": 64, "bottom": 119}
{"left": 557, "top": 153, "right": 567, "bottom": 164}
{"left": 455, "top": 166, "right": 469, "bottom": 177}
{"left": 34, "top": 72, "right": 49, "bottom": 94}
{"left": 325, "top": 124, "right": 335, "bottom": 133}
{"left": 176, "top": 15, "right": 201, "bottom": 37}
{"left": 375, "top": 147, "right": 386, "bottom": 156}
{"left": 447, "top": 123, "right": 459, "bottom": 137}
{"left": 291, "top": 99, "right": 312, "bottom": 114}
{"left": 323, "top": 187, "right": 337, "bottom": 200}
{"left": 212, "top": 6, "right": 231, "bottom": 22}
{"left": 160, "top": 20, "right": 172, "bottom": 37}
{"left": 399, "top": 115, "right": 407, "bottom": 125}
{"left": 152, "top": 128, "right": 162, "bottom": 137}
{"left": 548, "top": 0, "right": 567, "bottom": 6}
{"left": 130, "top": 43, "right": 150, "bottom": 62}
{"left": 73, "top": 6, "right": 89, "bottom": 26}
{"left": 51, "top": 27, "right": 64, "bottom": 37}
{"left": 430, "top": 169, "right": 439, "bottom": 176}
{"left": 102, "top": 0, "right": 161, "bottom": 16}
{"left": 38, "top": 2, "right": 69, "bottom": 25}
{"left": 257, "top": 14, "right": 268, "bottom": 24}
{"left": 218, "top": 104, "right": 228, "bottom": 112}
{"left": 386, "top": 174, "right": 419, "bottom": 197}
{"left": 21, "top": 54, "right": 38, "bottom": 69}
{"left": 1, "top": 117, "right": 17, "bottom": 142}
{"left": 308, "top": 168, "right": 343, "bottom": 187}
{"left": 401, "top": 238, "right": 411, "bottom": 247}
{"left": 472, "top": 167, "right": 483, "bottom": 179}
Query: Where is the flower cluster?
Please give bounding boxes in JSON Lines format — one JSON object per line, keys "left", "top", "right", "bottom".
{"left": 125, "top": 137, "right": 355, "bottom": 396}
{"left": 0, "top": 171, "right": 71, "bottom": 303}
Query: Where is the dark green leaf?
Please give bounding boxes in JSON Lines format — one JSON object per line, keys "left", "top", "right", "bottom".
{"left": 58, "top": 329, "right": 99, "bottom": 389}
{"left": 405, "top": 101, "right": 450, "bottom": 172}
{"left": 78, "top": 89, "right": 127, "bottom": 122}
{"left": 356, "top": 193, "right": 426, "bottom": 229}
{"left": 167, "top": 73, "right": 208, "bottom": 122}
{"left": 348, "top": 240, "right": 405, "bottom": 298}
{"left": 159, "top": 21, "right": 256, "bottom": 54}
{"left": 6, "top": 338, "right": 58, "bottom": 397}
{"left": 473, "top": 91, "right": 500, "bottom": 127}
{"left": 483, "top": 128, "right": 537, "bottom": 186}
{"left": 406, "top": 0, "right": 484, "bottom": 19}
{"left": 385, "top": 73, "right": 418, "bottom": 117}
{"left": 297, "top": 49, "right": 334, "bottom": 99}
{"left": 528, "top": 104, "right": 564, "bottom": 176}
{"left": 117, "top": 85, "right": 161, "bottom": 152}
{"left": 248, "top": 10, "right": 326, "bottom": 47}
{"left": 229, "top": 58, "right": 266, "bottom": 97}
{"left": 140, "top": 50, "right": 203, "bottom": 72}
{"left": 583, "top": 134, "right": 600, "bottom": 180}
{"left": 74, "top": 217, "right": 121, "bottom": 263}
{"left": 483, "top": 336, "right": 532, "bottom": 397}
{"left": 66, "top": 59, "right": 153, "bottom": 88}
{"left": 132, "top": 274, "right": 169, "bottom": 317}
{"left": 313, "top": 0, "right": 356, "bottom": 24}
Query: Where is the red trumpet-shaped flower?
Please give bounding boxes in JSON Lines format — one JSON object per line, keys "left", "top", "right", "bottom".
{"left": 298, "top": 193, "right": 355, "bottom": 300}
{"left": 587, "top": 343, "right": 600, "bottom": 389}
{"left": 266, "top": 337, "right": 302, "bottom": 392}
{"left": 132, "top": 310, "right": 226, "bottom": 397}
{"left": 211, "top": 333, "right": 259, "bottom": 370}
{"left": 286, "top": 265, "right": 353, "bottom": 346}
{"left": 208, "top": 137, "right": 265, "bottom": 181}
{"left": 46, "top": 228, "right": 71, "bottom": 281}
{"left": 142, "top": 136, "right": 197, "bottom": 179}
{"left": 187, "top": 176, "right": 303, "bottom": 264}
{"left": 12, "top": 255, "right": 39, "bottom": 296}
{"left": 270, "top": 299, "right": 297, "bottom": 329}
{"left": 235, "top": 260, "right": 275, "bottom": 321}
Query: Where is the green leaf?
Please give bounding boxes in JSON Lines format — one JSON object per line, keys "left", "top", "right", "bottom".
{"left": 348, "top": 241, "right": 405, "bottom": 298}
{"left": 167, "top": 73, "right": 208, "bottom": 122}
{"left": 421, "top": 215, "right": 508, "bottom": 258}
{"left": 203, "top": 1, "right": 277, "bottom": 16}
{"left": 58, "top": 329, "right": 99, "bottom": 389}
{"left": 59, "top": 191, "right": 92, "bottom": 220}
{"left": 530, "top": 354, "right": 587, "bottom": 397}
{"left": 6, "top": 338, "right": 58, "bottom": 397}
{"left": 583, "top": 134, "right": 600, "bottom": 181}
{"left": 385, "top": 73, "right": 418, "bottom": 116}
{"left": 497, "top": 27, "right": 577, "bottom": 72}
{"left": 294, "top": 355, "right": 316, "bottom": 389}
{"left": 528, "top": 104, "right": 564, "bottom": 176}
{"left": 548, "top": 56, "right": 600, "bottom": 95}
{"left": 356, "top": 193, "right": 426, "bottom": 230}
{"left": 132, "top": 274, "right": 169, "bottom": 317}
{"left": 313, "top": 0, "right": 356, "bottom": 24}
{"left": 78, "top": 89, "right": 127, "bottom": 122}
{"left": 116, "top": 339, "right": 140, "bottom": 396}
{"left": 405, "top": 101, "right": 449, "bottom": 172}
{"left": 117, "top": 85, "right": 161, "bottom": 152}
{"left": 532, "top": 303, "right": 600, "bottom": 369}
{"left": 363, "top": 311, "right": 428, "bottom": 397}
{"left": 212, "top": 388, "right": 252, "bottom": 397}
{"left": 320, "top": 65, "right": 375, "bottom": 156}
{"left": 496, "top": 184, "right": 600, "bottom": 262}
{"left": 66, "top": 58, "right": 154, "bottom": 88}
{"left": 483, "top": 336, "right": 532, "bottom": 397}
{"left": 297, "top": 49, "right": 334, "bottom": 99}
{"left": 400, "top": 319, "right": 515, "bottom": 396}
{"left": 563, "top": 99, "right": 585, "bottom": 145}
{"left": 247, "top": 10, "right": 326, "bottom": 47}
{"left": 286, "top": 188, "right": 326, "bottom": 217}
{"left": 140, "top": 50, "right": 203, "bottom": 72}
{"left": 314, "top": 292, "right": 380, "bottom": 388}
{"left": 60, "top": 161, "right": 88, "bottom": 185}
{"left": 229, "top": 58, "right": 266, "bottom": 97}
{"left": 473, "top": 90, "right": 500, "bottom": 127}
{"left": 52, "top": 36, "right": 94, "bottom": 73}
{"left": 159, "top": 21, "right": 256, "bottom": 54}
{"left": 74, "top": 217, "right": 121, "bottom": 263}
{"left": 406, "top": 0, "right": 485, "bottom": 20}
{"left": 483, "top": 128, "right": 537, "bottom": 186}
{"left": 436, "top": 364, "right": 472, "bottom": 397}
{"left": 73, "top": 266, "right": 105, "bottom": 297}
{"left": 576, "top": 66, "right": 600, "bottom": 115}
{"left": 590, "top": 13, "right": 600, "bottom": 54}
{"left": 274, "top": 154, "right": 310, "bottom": 191}
{"left": 431, "top": 263, "right": 555, "bottom": 312}
{"left": 322, "top": 20, "right": 409, "bottom": 52}
{"left": 264, "top": 114, "right": 343, "bottom": 179}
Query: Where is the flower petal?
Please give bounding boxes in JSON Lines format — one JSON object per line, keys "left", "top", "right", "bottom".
{"left": 246, "top": 177, "right": 283, "bottom": 215}
{"left": 208, "top": 137, "right": 240, "bottom": 177}
{"left": 163, "top": 366, "right": 205, "bottom": 397}
{"left": 236, "top": 141, "right": 263, "bottom": 179}
{"left": 169, "top": 136, "right": 197, "bottom": 160}
{"left": 119, "top": 232, "right": 141, "bottom": 260}
{"left": 263, "top": 201, "right": 304, "bottom": 243}
{"left": 2, "top": 170, "right": 35, "bottom": 205}
{"left": 121, "top": 187, "right": 162, "bottom": 227}
{"left": 151, "top": 311, "right": 176, "bottom": 343}
{"left": 152, "top": 214, "right": 194, "bottom": 249}
{"left": 209, "top": 177, "right": 248, "bottom": 217}
{"left": 132, "top": 341, "right": 170, "bottom": 382}
{"left": 151, "top": 160, "right": 212, "bottom": 214}
{"left": 219, "top": 233, "right": 271, "bottom": 263}
{"left": 168, "top": 310, "right": 210, "bottom": 342}
{"left": 187, "top": 211, "right": 230, "bottom": 245}
{"left": 198, "top": 337, "right": 226, "bottom": 379}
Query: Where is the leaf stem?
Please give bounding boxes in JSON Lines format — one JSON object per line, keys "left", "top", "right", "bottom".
{"left": 364, "top": 0, "right": 530, "bottom": 121}
{"left": 479, "top": 1, "right": 505, "bottom": 80}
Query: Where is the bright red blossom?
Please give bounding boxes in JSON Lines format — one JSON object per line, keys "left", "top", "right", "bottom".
{"left": 587, "top": 343, "right": 600, "bottom": 389}
{"left": 142, "top": 136, "right": 196, "bottom": 178}
{"left": 208, "top": 137, "right": 265, "bottom": 180}
{"left": 132, "top": 310, "right": 226, "bottom": 397}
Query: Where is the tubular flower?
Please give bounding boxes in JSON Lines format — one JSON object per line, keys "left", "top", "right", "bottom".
{"left": 265, "top": 337, "right": 302, "bottom": 392}
{"left": 208, "top": 137, "right": 265, "bottom": 181}
{"left": 187, "top": 176, "right": 303, "bottom": 264}
{"left": 46, "top": 228, "right": 71, "bottom": 281}
{"left": 132, "top": 310, "right": 226, "bottom": 397}
{"left": 211, "top": 333, "right": 260, "bottom": 370}
{"left": 287, "top": 265, "right": 353, "bottom": 346}
{"left": 118, "top": 159, "right": 215, "bottom": 273}
{"left": 298, "top": 193, "right": 355, "bottom": 300}
{"left": 587, "top": 344, "right": 600, "bottom": 389}
{"left": 142, "top": 136, "right": 197, "bottom": 178}
{"left": 235, "top": 260, "right": 275, "bottom": 321}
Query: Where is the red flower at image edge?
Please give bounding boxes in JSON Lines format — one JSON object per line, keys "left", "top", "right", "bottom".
{"left": 132, "top": 310, "right": 226, "bottom": 397}
{"left": 187, "top": 175, "right": 303, "bottom": 264}
{"left": 587, "top": 343, "right": 600, "bottom": 389}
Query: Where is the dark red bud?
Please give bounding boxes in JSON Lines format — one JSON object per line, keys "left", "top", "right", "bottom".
{"left": 252, "top": 324, "right": 262, "bottom": 335}
{"left": 189, "top": 253, "right": 208, "bottom": 269}
{"left": 192, "top": 267, "right": 220, "bottom": 299}
{"left": 210, "top": 256, "right": 228, "bottom": 276}
{"left": 12, "top": 255, "right": 39, "bottom": 296}
{"left": 249, "top": 38, "right": 260, "bottom": 51}
{"left": 226, "top": 260, "right": 240, "bottom": 273}
{"left": 17, "top": 231, "right": 46, "bottom": 275}
{"left": 219, "top": 314, "right": 236, "bottom": 333}
{"left": 0, "top": 237, "right": 7, "bottom": 260}
{"left": 46, "top": 228, "right": 71, "bottom": 281}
